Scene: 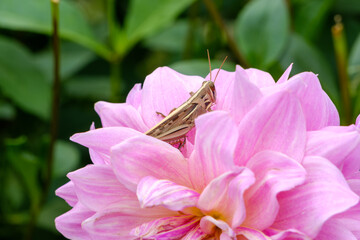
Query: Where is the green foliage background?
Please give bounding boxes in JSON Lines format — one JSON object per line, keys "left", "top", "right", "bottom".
{"left": 0, "top": 0, "right": 359, "bottom": 239}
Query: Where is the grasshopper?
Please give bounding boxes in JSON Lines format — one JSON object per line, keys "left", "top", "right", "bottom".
{"left": 145, "top": 51, "right": 227, "bottom": 148}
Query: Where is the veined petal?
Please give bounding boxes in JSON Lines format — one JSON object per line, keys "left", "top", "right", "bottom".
{"left": 315, "top": 218, "right": 357, "bottom": 240}
{"left": 141, "top": 66, "right": 203, "bottom": 128}
{"left": 263, "top": 228, "right": 311, "bottom": 240}
{"left": 181, "top": 224, "right": 210, "bottom": 240}
{"left": 235, "top": 91, "right": 306, "bottom": 166}
{"left": 243, "top": 151, "right": 306, "bottom": 230}
{"left": 55, "top": 181, "right": 78, "bottom": 207}
{"left": 189, "top": 111, "right": 238, "bottom": 191}
{"left": 95, "top": 101, "right": 148, "bottom": 132}
{"left": 245, "top": 67, "right": 275, "bottom": 87}
{"left": 137, "top": 176, "right": 199, "bottom": 211}
{"left": 280, "top": 72, "right": 339, "bottom": 130}
{"left": 131, "top": 215, "right": 199, "bottom": 239}
{"left": 197, "top": 168, "right": 255, "bottom": 228}
{"left": 111, "top": 134, "right": 190, "bottom": 192}
{"left": 276, "top": 63, "right": 293, "bottom": 84}
{"left": 306, "top": 126, "right": 360, "bottom": 177}
{"left": 213, "top": 66, "right": 263, "bottom": 123}
{"left": 273, "top": 156, "right": 359, "bottom": 238}
{"left": 70, "top": 127, "right": 142, "bottom": 163}
{"left": 235, "top": 227, "right": 272, "bottom": 240}
{"left": 67, "top": 164, "right": 136, "bottom": 211}
{"left": 200, "top": 216, "right": 235, "bottom": 237}
{"left": 55, "top": 203, "right": 94, "bottom": 240}
{"left": 126, "top": 83, "right": 142, "bottom": 109}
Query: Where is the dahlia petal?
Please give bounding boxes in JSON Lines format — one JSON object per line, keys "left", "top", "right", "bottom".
{"left": 235, "top": 91, "right": 306, "bottom": 165}
{"left": 70, "top": 127, "right": 142, "bottom": 163}
{"left": 126, "top": 83, "right": 142, "bottom": 108}
{"left": 356, "top": 114, "right": 360, "bottom": 127}
{"left": 235, "top": 227, "right": 272, "bottom": 240}
{"left": 95, "top": 101, "right": 147, "bottom": 132}
{"left": 273, "top": 156, "right": 359, "bottom": 238}
{"left": 243, "top": 151, "right": 306, "bottom": 230}
{"left": 306, "top": 126, "right": 360, "bottom": 177}
{"left": 141, "top": 67, "right": 203, "bottom": 128}
{"left": 245, "top": 67, "right": 276, "bottom": 87}
{"left": 263, "top": 228, "right": 311, "bottom": 240}
{"left": 131, "top": 215, "right": 199, "bottom": 239}
{"left": 280, "top": 72, "right": 339, "bottom": 130}
{"left": 137, "top": 176, "right": 200, "bottom": 211}
{"left": 207, "top": 69, "right": 235, "bottom": 108}
{"left": 276, "top": 63, "right": 293, "bottom": 84}
{"left": 315, "top": 219, "right": 357, "bottom": 240}
{"left": 189, "top": 111, "right": 238, "bottom": 191}
{"left": 89, "top": 148, "right": 107, "bottom": 165}
{"left": 181, "top": 225, "right": 209, "bottom": 240}
{"left": 217, "top": 66, "right": 263, "bottom": 123}
{"left": 111, "top": 134, "right": 190, "bottom": 192}
{"left": 200, "top": 216, "right": 235, "bottom": 238}
{"left": 55, "top": 181, "right": 78, "bottom": 207}
{"left": 197, "top": 168, "right": 255, "bottom": 228}
{"left": 67, "top": 164, "right": 137, "bottom": 211}
{"left": 55, "top": 203, "right": 94, "bottom": 240}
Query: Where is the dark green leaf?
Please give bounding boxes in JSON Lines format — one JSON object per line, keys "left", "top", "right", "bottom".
{"left": 170, "top": 59, "right": 235, "bottom": 77}
{"left": 53, "top": 140, "right": 80, "bottom": 180}
{"left": 64, "top": 76, "right": 110, "bottom": 100}
{"left": 0, "top": 37, "right": 50, "bottom": 119}
{"left": 293, "top": 0, "right": 334, "bottom": 40}
{"left": 280, "top": 33, "right": 340, "bottom": 106}
{"left": 0, "top": 101, "right": 16, "bottom": 120}
{"left": 0, "top": 0, "right": 111, "bottom": 59}
{"left": 235, "top": 0, "right": 290, "bottom": 69}
{"left": 125, "top": 0, "right": 196, "bottom": 45}
{"left": 37, "top": 198, "right": 71, "bottom": 232}
{"left": 334, "top": 0, "right": 360, "bottom": 14}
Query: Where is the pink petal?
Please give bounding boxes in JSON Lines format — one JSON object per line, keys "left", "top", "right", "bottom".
{"left": 130, "top": 215, "right": 199, "bottom": 239}
{"left": 95, "top": 101, "right": 148, "bottom": 132}
{"left": 245, "top": 67, "right": 276, "bottom": 87}
{"left": 263, "top": 228, "right": 311, "bottom": 240}
{"left": 214, "top": 66, "right": 262, "bottom": 124}
{"left": 197, "top": 168, "right": 255, "bottom": 228}
{"left": 55, "top": 203, "right": 94, "bottom": 240}
{"left": 315, "top": 218, "right": 357, "bottom": 240}
{"left": 235, "top": 91, "right": 306, "bottom": 166}
{"left": 137, "top": 176, "right": 199, "bottom": 211}
{"left": 141, "top": 67, "right": 203, "bottom": 128}
{"left": 111, "top": 134, "right": 191, "bottom": 192}
{"left": 306, "top": 126, "right": 360, "bottom": 178}
{"left": 181, "top": 224, "right": 209, "bottom": 240}
{"left": 356, "top": 113, "right": 360, "bottom": 127}
{"left": 67, "top": 164, "right": 137, "bottom": 211}
{"left": 55, "top": 181, "right": 78, "bottom": 207}
{"left": 200, "top": 216, "right": 235, "bottom": 238}
{"left": 276, "top": 63, "right": 293, "bottom": 84}
{"left": 70, "top": 127, "right": 142, "bottom": 163}
{"left": 188, "top": 111, "right": 238, "bottom": 191}
{"left": 279, "top": 72, "right": 339, "bottom": 130}
{"left": 243, "top": 151, "right": 306, "bottom": 230}
{"left": 273, "top": 156, "right": 359, "bottom": 238}
{"left": 235, "top": 227, "right": 272, "bottom": 240}
{"left": 126, "top": 83, "right": 142, "bottom": 109}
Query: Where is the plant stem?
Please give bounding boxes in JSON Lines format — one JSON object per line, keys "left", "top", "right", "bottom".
{"left": 202, "top": 0, "right": 248, "bottom": 67}
{"left": 110, "top": 58, "right": 122, "bottom": 102}
{"left": 331, "top": 15, "right": 352, "bottom": 124}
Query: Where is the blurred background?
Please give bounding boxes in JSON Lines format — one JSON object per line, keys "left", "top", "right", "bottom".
{"left": 0, "top": 0, "right": 359, "bottom": 239}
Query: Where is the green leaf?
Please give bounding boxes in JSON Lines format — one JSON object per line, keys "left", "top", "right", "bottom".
{"left": 37, "top": 198, "right": 71, "bottom": 232}
{"left": 280, "top": 33, "right": 339, "bottom": 106}
{"left": 0, "top": 101, "right": 16, "bottom": 120}
{"left": 235, "top": 0, "right": 290, "bottom": 69}
{"left": 293, "top": 0, "right": 334, "bottom": 40}
{"left": 125, "top": 0, "right": 196, "bottom": 45}
{"left": 53, "top": 140, "right": 80, "bottom": 179}
{"left": 349, "top": 33, "right": 360, "bottom": 102}
{"left": 0, "top": 36, "right": 50, "bottom": 119}
{"left": 64, "top": 76, "right": 110, "bottom": 100}
{"left": 144, "top": 20, "right": 189, "bottom": 53}
{"left": 34, "top": 42, "right": 96, "bottom": 80}
{"left": 0, "top": 0, "right": 111, "bottom": 60}
{"left": 334, "top": 0, "right": 360, "bottom": 14}
{"left": 170, "top": 59, "right": 235, "bottom": 77}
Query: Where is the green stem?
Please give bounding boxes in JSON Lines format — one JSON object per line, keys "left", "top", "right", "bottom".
{"left": 331, "top": 15, "right": 352, "bottom": 124}
{"left": 202, "top": 0, "right": 248, "bottom": 67}
{"left": 110, "top": 58, "right": 122, "bottom": 102}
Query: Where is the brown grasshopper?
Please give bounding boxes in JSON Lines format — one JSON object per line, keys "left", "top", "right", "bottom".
{"left": 145, "top": 51, "right": 227, "bottom": 148}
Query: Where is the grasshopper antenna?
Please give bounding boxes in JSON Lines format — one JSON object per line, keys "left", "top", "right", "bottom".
{"left": 207, "top": 49, "right": 212, "bottom": 81}
{"left": 214, "top": 56, "right": 228, "bottom": 83}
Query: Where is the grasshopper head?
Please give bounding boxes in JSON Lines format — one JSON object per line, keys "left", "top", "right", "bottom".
{"left": 208, "top": 80, "right": 216, "bottom": 102}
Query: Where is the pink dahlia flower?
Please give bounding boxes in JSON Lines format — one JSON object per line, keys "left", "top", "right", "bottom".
{"left": 55, "top": 65, "right": 360, "bottom": 239}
